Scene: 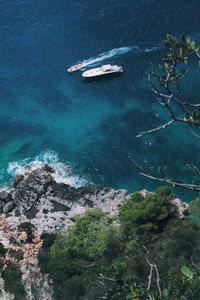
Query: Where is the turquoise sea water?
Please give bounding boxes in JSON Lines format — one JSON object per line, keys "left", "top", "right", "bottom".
{"left": 0, "top": 0, "right": 200, "bottom": 200}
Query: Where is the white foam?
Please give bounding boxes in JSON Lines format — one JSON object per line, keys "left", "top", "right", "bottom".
{"left": 80, "top": 44, "right": 160, "bottom": 68}
{"left": 7, "top": 151, "right": 88, "bottom": 188}
{"left": 82, "top": 46, "right": 135, "bottom": 66}
{"left": 143, "top": 46, "right": 161, "bottom": 53}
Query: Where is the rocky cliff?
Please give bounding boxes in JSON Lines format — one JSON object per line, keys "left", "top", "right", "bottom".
{"left": 0, "top": 165, "right": 190, "bottom": 300}
{"left": 0, "top": 165, "right": 129, "bottom": 234}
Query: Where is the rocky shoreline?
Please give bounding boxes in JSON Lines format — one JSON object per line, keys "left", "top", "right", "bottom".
{"left": 0, "top": 165, "right": 190, "bottom": 237}
{"left": 0, "top": 165, "right": 129, "bottom": 234}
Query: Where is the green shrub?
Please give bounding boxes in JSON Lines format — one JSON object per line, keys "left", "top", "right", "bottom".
{"left": 119, "top": 187, "right": 176, "bottom": 240}
{"left": 2, "top": 269, "right": 25, "bottom": 300}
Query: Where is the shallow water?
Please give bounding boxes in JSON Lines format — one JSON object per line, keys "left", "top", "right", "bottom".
{"left": 0, "top": 0, "right": 200, "bottom": 200}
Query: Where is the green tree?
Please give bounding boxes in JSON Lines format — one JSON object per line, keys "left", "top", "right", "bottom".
{"left": 38, "top": 209, "right": 124, "bottom": 300}
{"left": 190, "top": 196, "right": 200, "bottom": 218}
{"left": 119, "top": 187, "right": 176, "bottom": 240}
{"left": 1, "top": 269, "right": 26, "bottom": 300}
{"left": 51, "top": 209, "right": 115, "bottom": 260}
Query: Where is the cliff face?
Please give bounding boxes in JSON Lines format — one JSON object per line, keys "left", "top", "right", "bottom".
{"left": 0, "top": 166, "right": 129, "bottom": 299}
{"left": 0, "top": 166, "right": 129, "bottom": 234}
{"left": 0, "top": 166, "right": 190, "bottom": 300}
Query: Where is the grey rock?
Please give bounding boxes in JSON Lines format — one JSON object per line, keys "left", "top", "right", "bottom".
{"left": 41, "top": 164, "right": 54, "bottom": 173}
{"left": 12, "top": 189, "right": 38, "bottom": 210}
{"left": 13, "top": 175, "right": 24, "bottom": 188}
{"left": 170, "top": 198, "right": 189, "bottom": 219}
{"left": 140, "top": 189, "right": 152, "bottom": 197}
{"left": 3, "top": 201, "right": 15, "bottom": 213}
{"left": 0, "top": 201, "right": 4, "bottom": 213}
{"left": 0, "top": 190, "right": 12, "bottom": 203}
{"left": 1, "top": 166, "right": 130, "bottom": 232}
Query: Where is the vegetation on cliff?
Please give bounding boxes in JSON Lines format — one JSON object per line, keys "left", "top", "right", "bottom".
{"left": 38, "top": 187, "right": 200, "bottom": 299}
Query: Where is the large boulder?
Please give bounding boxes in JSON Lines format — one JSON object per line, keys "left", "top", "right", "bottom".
{"left": 15, "top": 171, "right": 53, "bottom": 195}
{"left": 11, "top": 169, "right": 55, "bottom": 211}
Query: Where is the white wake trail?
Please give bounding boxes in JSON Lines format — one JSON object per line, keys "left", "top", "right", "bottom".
{"left": 81, "top": 45, "right": 161, "bottom": 67}
{"left": 83, "top": 46, "right": 135, "bottom": 66}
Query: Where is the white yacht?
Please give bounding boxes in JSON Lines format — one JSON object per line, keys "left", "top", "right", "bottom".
{"left": 82, "top": 64, "right": 123, "bottom": 78}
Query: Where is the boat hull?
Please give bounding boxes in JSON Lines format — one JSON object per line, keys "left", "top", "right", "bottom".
{"left": 82, "top": 66, "right": 123, "bottom": 78}
{"left": 67, "top": 63, "right": 85, "bottom": 73}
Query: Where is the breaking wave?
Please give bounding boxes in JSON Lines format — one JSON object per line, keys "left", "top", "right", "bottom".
{"left": 7, "top": 151, "right": 88, "bottom": 188}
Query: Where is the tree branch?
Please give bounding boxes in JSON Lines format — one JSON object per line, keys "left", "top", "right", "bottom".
{"left": 186, "top": 164, "right": 200, "bottom": 176}
{"left": 140, "top": 171, "right": 200, "bottom": 192}
{"left": 136, "top": 119, "right": 176, "bottom": 137}
{"left": 143, "top": 246, "right": 162, "bottom": 298}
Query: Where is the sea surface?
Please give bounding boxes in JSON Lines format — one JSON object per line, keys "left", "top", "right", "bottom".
{"left": 0, "top": 0, "right": 200, "bottom": 200}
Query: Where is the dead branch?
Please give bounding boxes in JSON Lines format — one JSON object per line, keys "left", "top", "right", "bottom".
{"left": 186, "top": 164, "right": 200, "bottom": 176}
{"left": 139, "top": 44, "right": 200, "bottom": 139}
{"left": 140, "top": 171, "right": 200, "bottom": 192}
{"left": 99, "top": 273, "right": 117, "bottom": 282}
{"left": 143, "top": 246, "right": 162, "bottom": 298}
{"left": 136, "top": 119, "right": 176, "bottom": 137}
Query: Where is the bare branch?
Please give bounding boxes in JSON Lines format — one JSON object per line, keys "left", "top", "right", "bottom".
{"left": 136, "top": 119, "right": 176, "bottom": 137}
{"left": 99, "top": 273, "right": 117, "bottom": 282}
{"left": 143, "top": 245, "right": 162, "bottom": 298}
{"left": 146, "top": 256, "right": 153, "bottom": 292}
{"left": 186, "top": 164, "right": 200, "bottom": 176}
{"left": 154, "top": 264, "right": 162, "bottom": 297}
{"left": 140, "top": 172, "right": 200, "bottom": 192}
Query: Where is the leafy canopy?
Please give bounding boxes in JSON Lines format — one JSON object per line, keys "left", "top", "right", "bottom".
{"left": 119, "top": 187, "right": 176, "bottom": 239}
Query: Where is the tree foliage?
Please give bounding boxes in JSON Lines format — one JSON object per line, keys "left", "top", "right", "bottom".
{"left": 38, "top": 187, "right": 200, "bottom": 299}
{"left": 1, "top": 269, "right": 26, "bottom": 300}
{"left": 119, "top": 187, "right": 176, "bottom": 240}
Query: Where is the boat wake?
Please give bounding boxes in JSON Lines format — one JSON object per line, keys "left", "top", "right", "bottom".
{"left": 82, "top": 46, "right": 133, "bottom": 66}
{"left": 143, "top": 46, "right": 161, "bottom": 53}
{"left": 82, "top": 45, "right": 161, "bottom": 67}
{"left": 7, "top": 151, "right": 88, "bottom": 188}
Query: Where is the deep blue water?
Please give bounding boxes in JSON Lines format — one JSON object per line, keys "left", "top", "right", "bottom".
{"left": 0, "top": 0, "right": 200, "bottom": 200}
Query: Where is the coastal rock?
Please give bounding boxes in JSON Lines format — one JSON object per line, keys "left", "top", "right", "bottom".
{"left": 14, "top": 171, "right": 53, "bottom": 194}
{"left": 11, "top": 169, "right": 54, "bottom": 211}
{"left": 140, "top": 189, "right": 152, "bottom": 197}
{"left": 12, "top": 189, "right": 38, "bottom": 210}
{"left": 13, "top": 174, "right": 25, "bottom": 188}
{"left": 170, "top": 198, "right": 189, "bottom": 219}
{"left": 0, "top": 166, "right": 129, "bottom": 233}
{"left": 41, "top": 164, "right": 54, "bottom": 174}
{"left": 0, "top": 202, "right": 4, "bottom": 213}
{"left": 0, "top": 165, "right": 191, "bottom": 235}
{"left": 0, "top": 190, "right": 12, "bottom": 203}
{"left": 3, "top": 201, "right": 16, "bottom": 213}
